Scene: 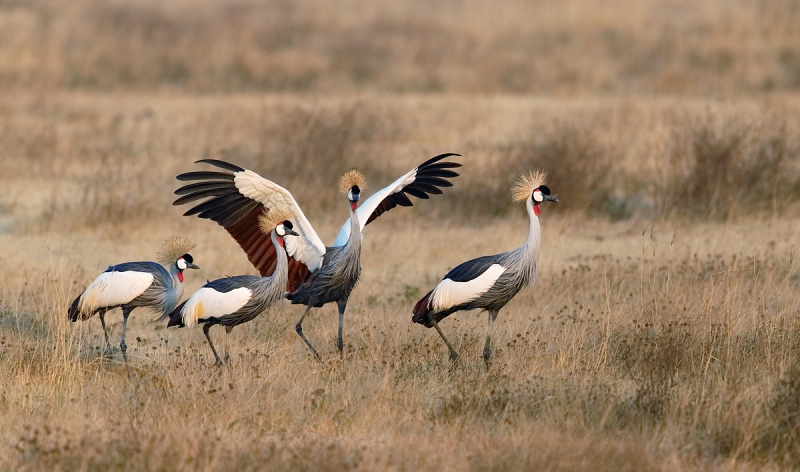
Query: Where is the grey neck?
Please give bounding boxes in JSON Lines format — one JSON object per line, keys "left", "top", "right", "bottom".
{"left": 507, "top": 196, "right": 542, "bottom": 285}
{"left": 346, "top": 203, "right": 362, "bottom": 249}
{"left": 270, "top": 230, "right": 290, "bottom": 287}
{"left": 169, "top": 262, "right": 183, "bottom": 285}
{"left": 168, "top": 261, "right": 185, "bottom": 300}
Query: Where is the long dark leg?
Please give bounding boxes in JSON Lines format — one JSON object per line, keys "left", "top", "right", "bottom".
{"left": 428, "top": 313, "right": 459, "bottom": 361}
{"left": 98, "top": 311, "right": 112, "bottom": 355}
{"left": 295, "top": 306, "right": 320, "bottom": 360}
{"left": 224, "top": 326, "right": 233, "bottom": 364}
{"left": 203, "top": 324, "right": 223, "bottom": 366}
{"left": 336, "top": 300, "right": 347, "bottom": 360}
{"left": 483, "top": 310, "right": 499, "bottom": 370}
{"left": 120, "top": 307, "right": 132, "bottom": 362}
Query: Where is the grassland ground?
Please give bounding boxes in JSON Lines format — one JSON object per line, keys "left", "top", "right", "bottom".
{"left": 1, "top": 92, "right": 800, "bottom": 470}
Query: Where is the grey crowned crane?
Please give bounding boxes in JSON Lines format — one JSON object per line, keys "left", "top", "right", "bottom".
{"left": 172, "top": 153, "right": 461, "bottom": 359}
{"left": 412, "top": 171, "right": 559, "bottom": 367}
{"left": 67, "top": 237, "right": 199, "bottom": 361}
{"left": 161, "top": 209, "right": 298, "bottom": 366}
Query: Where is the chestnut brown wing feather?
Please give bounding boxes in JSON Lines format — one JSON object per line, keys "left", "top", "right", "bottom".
{"left": 227, "top": 207, "right": 309, "bottom": 291}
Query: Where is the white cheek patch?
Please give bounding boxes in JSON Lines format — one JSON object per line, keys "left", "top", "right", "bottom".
{"left": 348, "top": 189, "right": 355, "bottom": 201}
{"left": 276, "top": 224, "right": 286, "bottom": 236}
{"left": 177, "top": 259, "right": 187, "bottom": 270}
{"left": 533, "top": 191, "right": 543, "bottom": 203}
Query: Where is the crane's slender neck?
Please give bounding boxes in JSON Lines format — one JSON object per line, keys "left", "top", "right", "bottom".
{"left": 169, "top": 263, "right": 184, "bottom": 284}
{"left": 270, "top": 230, "right": 290, "bottom": 287}
{"left": 346, "top": 202, "right": 361, "bottom": 249}
{"left": 524, "top": 199, "right": 542, "bottom": 253}
{"left": 510, "top": 196, "right": 541, "bottom": 285}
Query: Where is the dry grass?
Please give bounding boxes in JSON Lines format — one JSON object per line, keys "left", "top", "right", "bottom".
{"left": 3, "top": 0, "right": 800, "bottom": 95}
{"left": 1, "top": 92, "right": 800, "bottom": 470}
{"left": 3, "top": 1, "right": 800, "bottom": 469}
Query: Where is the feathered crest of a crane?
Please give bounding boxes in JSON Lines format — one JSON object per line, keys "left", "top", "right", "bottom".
{"left": 338, "top": 169, "right": 368, "bottom": 194}
{"left": 156, "top": 236, "right": 196, "bottom": 266}
{"left": 511, "top": 170, "right": 547, "bottom": 203}
{"left": 258, "top": 207, "right": 295, "bottom": 234}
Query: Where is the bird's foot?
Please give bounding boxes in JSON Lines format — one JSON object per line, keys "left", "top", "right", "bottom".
{"left": 224, "top": 353, "right": 231, "bottom": 364}
{"left": 103, "top": 346, "right": 116, "bottom": 358}
{"left": 449, "top": 351, "right": 459, "bottom": 362}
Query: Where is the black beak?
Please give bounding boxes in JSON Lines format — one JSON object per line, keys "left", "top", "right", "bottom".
{"left": 543, "top": 195, "right": 559, "bottom": 203}
{"left": 187, "top": 263, "right": 200, "bottom": 270}
{"left": 352, "top": 193, "right": 360, "bottom": 203}
{"left": 285, "top": 228, "right": 300, "bottom": 237}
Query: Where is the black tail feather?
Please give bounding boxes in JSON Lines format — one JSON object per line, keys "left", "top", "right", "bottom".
{"left": 67, "top": 294, "right": 81, "bottom": 322}
{"left": 162, "top": 301, "right": 187, "bottom": 328}
{"left": 412, "top": 290, "right": 434, "bottom": 327}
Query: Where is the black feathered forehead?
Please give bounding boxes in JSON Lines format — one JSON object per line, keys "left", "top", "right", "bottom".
{"left": 283, "top": 220, "right": 294, "bottom": 230}
{"left": 181, "top": 253, "right": 194, "bottom": 263}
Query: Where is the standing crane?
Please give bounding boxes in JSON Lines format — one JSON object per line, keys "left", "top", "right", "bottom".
{"left": 161, "top": 209, "right": 298, "bottom": 365}
{"left": 412, "top": 170, "right": 558, "bottom": 368}
{"left": 68, "top": 237, "right": 200, "bottom": 361}
{"left": 172, "top": 154, "right": 461, "bottom": 359}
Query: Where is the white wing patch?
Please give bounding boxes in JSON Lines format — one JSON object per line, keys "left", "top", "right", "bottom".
{"left": 181, "top": 287, "right": 252, "bottom": 328}
{"left": 78, "top": 271, "right": 154, "bottom": 314}
{"left": 234, "top": 170, "right": 326, "bottom": 270}
{"left": 333, "top": 168, "right": 418, "bottom": 246}
{"left": 430, "top": 264, "right": 506, "bottom": 312}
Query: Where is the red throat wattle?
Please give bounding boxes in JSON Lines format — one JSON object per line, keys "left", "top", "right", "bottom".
{"left": 278, "top": 237, "right": 285, "bottom": 248}
{"left": 533, "top": 204, "right": 541, "bottom": 216}
{"left": 351, "top": 202, "right": 357, "bottom": 211}
{"left": 177, "top": 272, "right": 184, "bottom": 283}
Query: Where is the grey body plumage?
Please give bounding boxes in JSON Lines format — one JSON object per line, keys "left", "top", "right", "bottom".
{"left": 413, "top": 178, "right": 558, "bottom": 367}
{"left": 290, "top": 195, "right": 362, "bottom": 359}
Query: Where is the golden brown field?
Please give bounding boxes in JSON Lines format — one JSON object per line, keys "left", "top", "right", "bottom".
{"left": 2, "top": 1, "right": 800, "bottom": 471}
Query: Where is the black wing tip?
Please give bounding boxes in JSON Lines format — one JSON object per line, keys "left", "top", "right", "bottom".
{"left": 419, "top": 153, "right": 462, "bottom": 168}
{"left": 195, "top": 159, "right": 245, "bottom": 172}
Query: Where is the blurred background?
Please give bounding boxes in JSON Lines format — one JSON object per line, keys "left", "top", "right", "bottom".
{"left": 2, "top": 0, "right": 800, "bottom": 96}
{"left": 2, "top": 0, "right": 800, "bottom": 229}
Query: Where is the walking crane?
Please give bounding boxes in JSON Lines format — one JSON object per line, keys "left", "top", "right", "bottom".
{"left": 68, "top": 237, "right": 200, "bottom": 361}
{"left": 161, "top": 209, "right": 298, "bottom": 365}
{"left": 412, "top": 170, "right": 558, "bottom": 367}
{"left": 173, "top": 154, "right": 461, "bottom": 359}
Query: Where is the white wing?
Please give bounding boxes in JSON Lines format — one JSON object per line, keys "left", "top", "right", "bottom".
{"left": 333, "top": 153, "right": 461, "bottom": 246}
{"left": 78, "top": 271, "right": 154, "bottom": 314}
{"left": 235, "top": 170, "right": 326, "bottom": 270}
{"left": 181, "top": 286, "right": 252, "bottom": 328}
{"left": 429, "top": 264, "right": 506, "bottom": 312}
